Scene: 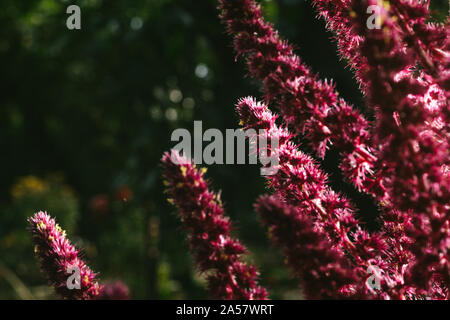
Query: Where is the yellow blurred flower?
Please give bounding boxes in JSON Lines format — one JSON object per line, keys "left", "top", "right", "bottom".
{"left": 11, "top": 176, "right": 48, "bottom": 199}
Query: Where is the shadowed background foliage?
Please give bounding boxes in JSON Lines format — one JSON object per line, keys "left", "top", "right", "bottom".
{"left": 0, "top": 0, "right": 448, "bottom": 299}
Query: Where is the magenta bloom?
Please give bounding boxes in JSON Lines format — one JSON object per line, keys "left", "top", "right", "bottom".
{"left": 216, "top": 0, "right": 449, "bottom": 299}
{"left": 161, "top": 151, "right": 267, "bottom": 300}
{"left": 255, "top": 195, "right": 365, "bottom": 299}
{"left": 236, "top": 97, "right": 414, "bottom": 299}
{"left": 236, "top": 97, "right": 372, "bottom": 256}
{"left": 350, "top": 0, "right": 449, "bottom": 296}
{"left": 312, "top": 0, "right": 368, "bottom": 91}
{"left": 28, "top": 211, "right": 102, "bottom": 300}
{"left": 219, "top": 0, "right": 384, "bottom": 198}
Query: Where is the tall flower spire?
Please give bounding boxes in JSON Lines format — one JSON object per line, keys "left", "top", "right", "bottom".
{"left": 28, "top": 211, "right": 101, "bottom": 300}
{"left": 218, "top": 0, "right": 385, "bottom": 199}
{"left": 236, "top": 97, "right": 413, "bottom": 299}
{"left": 255, "top": 195, "right": 366, "bottom": 299}
{"left": 161, "top": 151, "right": 267, "bottom": 300}
{"left": 312, "top": 0, "right": 368, "bottom": 91}
{"left": 350, "top": 0, "right": 449, "bottom": 297}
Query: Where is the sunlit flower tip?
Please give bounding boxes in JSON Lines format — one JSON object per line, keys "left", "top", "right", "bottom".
{"left": 161, "top": 151, "right": 268, "bottom": 300}
{"left": 28, "top": 211, "right": 101, "bottom": 300}
{"left": 219, "top": 0, "right": 381, "bottom": 201}
{"left": 236, "top": 96, "right": 275, "bottom": 128}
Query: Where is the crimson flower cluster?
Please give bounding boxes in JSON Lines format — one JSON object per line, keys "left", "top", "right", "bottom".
{"left": 351, "top": 0, "right": 449, "bottom": 296}
{"left": 161, "top": 151, "right": 267, "bottom": 300}
{"left": 28, "top": 212, "right": 132, "bottom": 300}
{"left": 219, "top": 0, "right": 383, "bottom": 198}
{"left": 162, "top": 0, "right": 448, "bottom": 299}
{"left": 28, "top": 211, "right": 102, "bottom": 300}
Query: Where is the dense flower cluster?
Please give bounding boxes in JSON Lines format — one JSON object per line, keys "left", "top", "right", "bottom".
{"left": 218, "top": 0, "right": 384, "bottom": 198}
{"left": 237, "top": 97, "right": 416, "bottom": 299}
{"left": 351, "top": 0, "right": 449, "bottom": 297}
{"left": 161, "top": 0, "right": 448, "bottom": 299}
{"left": 312, "top": 0, "right": 367, "bottom": 91}
{"left": 161, "top": 151, "right": 267, "bottom": 300}
{"left": 254, "top": 195, "right": 365, "bottom": 299}
{"left": 29, "top": 0, "right": 448, "bottom": 300}
{"left": 28, "top": 211, "right": 102, "bottom": 300}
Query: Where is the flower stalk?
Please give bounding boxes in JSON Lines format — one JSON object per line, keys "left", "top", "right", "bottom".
{"left": 161, "top": 151, "right": 267, "bottom": 300}
{"left": 28, "top": 211, "right": 101, "bottom": 300}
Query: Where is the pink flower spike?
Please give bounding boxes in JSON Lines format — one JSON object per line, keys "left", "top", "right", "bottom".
{"left": 28, "top": 211, "right": 102, "bottom": 300}
{"left": 218, "top": 0, "right": 385, "bottom": 199}
{"left": 254, "top": 195, "right": 367, "bottom": 299}
{"left": 161, "top": 151, "right": 268, "bottom": 300}
{"left": 350, "top": 0, "right": 450, "bottom": 296}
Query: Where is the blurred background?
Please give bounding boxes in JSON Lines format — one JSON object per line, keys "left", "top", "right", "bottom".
{"left": 0, "top": 0, "right": 448, "bottom": 299}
